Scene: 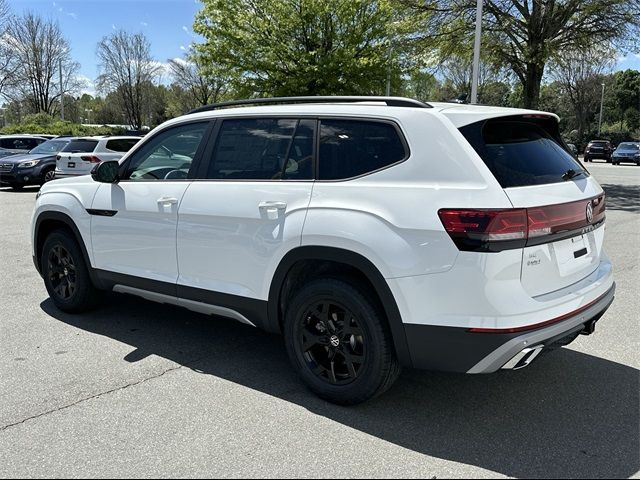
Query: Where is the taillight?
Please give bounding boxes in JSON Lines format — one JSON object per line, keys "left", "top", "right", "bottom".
{"left": 81, "top": 155, "right": 101, "bottom": 163}
{"left": 439, "top": 195, "right": 605, "bottom": 252}
{"left": 438, "top": 209, "right": 527, "bottom": 252}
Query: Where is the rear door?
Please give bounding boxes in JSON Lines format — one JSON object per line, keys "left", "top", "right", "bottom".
{"left": 460, "top": 116, "right": 606, "bottom": 297}
{"left": 176, "top": 117, "right": 315, "bottom": 306}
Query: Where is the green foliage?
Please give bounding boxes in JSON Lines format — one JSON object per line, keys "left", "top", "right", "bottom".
{"left": 193, "top": 0, "right": 397, "bottom": 96}
{"left": 0, "top": 114, "right": 125, "bottom": 136}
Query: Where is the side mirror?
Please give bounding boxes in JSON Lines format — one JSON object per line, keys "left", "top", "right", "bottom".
{"left": 91, "top": 161, "right": 120, "bottom": 184}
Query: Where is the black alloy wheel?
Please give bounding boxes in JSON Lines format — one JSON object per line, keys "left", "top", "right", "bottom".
{"left": 299, "top": 300, "right": 366, "bottom": 385}
{"left": 41, "top": 229, "right": 100, "bottom": 312}
{"left": 284, "top": 278, "right": 400, "bottom": 405}
{"left": 47, "top": 244, "right": 77, "bottom": 300}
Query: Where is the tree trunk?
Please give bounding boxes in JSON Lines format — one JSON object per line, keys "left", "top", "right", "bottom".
{"left": 523, "top": 62, "right": 544, "bottom": 109}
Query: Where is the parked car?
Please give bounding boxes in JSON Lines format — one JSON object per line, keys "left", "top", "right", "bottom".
{"left": 0, "top": 135, "right": 48, "bottom": 159}
{"left": 31, "top": 134, "right": 58, "bottom": 140}
{"left": 583, "top": 140, "right": 612, "bottom": 162}
{"left": 55, "top": 136, "right": 141, "bottom": 178}
{"left": 611, "top": 142, "right": 640, "bottom": 165}
{"left": 0, "top": 137, "right": 73, "bottom": 190}
{"left": 32, "top": 96, "right": 615, "bottom": 405}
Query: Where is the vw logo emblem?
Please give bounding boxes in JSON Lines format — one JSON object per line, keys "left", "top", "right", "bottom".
{"left": 330, "top": 335, "right": 340, "bottom": 347}
{"left": 586, "top": 202, "right": 594, "bottom": 223}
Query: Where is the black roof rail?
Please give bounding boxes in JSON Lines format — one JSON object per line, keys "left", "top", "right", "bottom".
{"left": 188, "top": 96, "right": 432, "bottom": 114}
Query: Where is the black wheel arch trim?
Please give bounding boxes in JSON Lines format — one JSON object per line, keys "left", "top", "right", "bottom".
{"left": 33, "top": 211, "right": 105, "bottom": 289}
{"left": 267, "top": 246, "right": 413, "bottom": 367}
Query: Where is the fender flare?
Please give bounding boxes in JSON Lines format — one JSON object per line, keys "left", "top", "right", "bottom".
{"left": 33, "top": 211, "right": 104, "bottom": 289}
{"left": 267, "top": 246, "right": 413, "bottom": 367}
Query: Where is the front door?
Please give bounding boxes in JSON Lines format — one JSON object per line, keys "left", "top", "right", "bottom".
{"left": 90, "top": 121, "right": 210, "bottom": 287}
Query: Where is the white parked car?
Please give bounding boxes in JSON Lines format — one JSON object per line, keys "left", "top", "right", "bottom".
{"left": 54, "top": 136, "right": 141, "bottom": 178}
{"left": 31, "top": 97, "right": 615, "bottom": 404}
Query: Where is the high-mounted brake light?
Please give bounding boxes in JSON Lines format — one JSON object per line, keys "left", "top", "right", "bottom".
{"left": 439, "top": 195, "right": 605, "bottom": 252}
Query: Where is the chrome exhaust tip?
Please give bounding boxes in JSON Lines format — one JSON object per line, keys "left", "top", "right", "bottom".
{"left": 501, "top": 345, "right": 544, "bottom": 370}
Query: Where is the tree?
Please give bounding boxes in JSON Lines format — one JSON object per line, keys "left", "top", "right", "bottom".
{"left": 549, "top": 47, "right": 614, "bottom": 144}
{"left": 3, "top": 13, "right": 81, "bottom": 114}
{"left": 612, "top": 69, "right": 640, "bottom": 129}
{"left": 193, "top": 0, "right": 398, "bottom": 96}
{"left": 0, "top": 0, "right": 11, "bottom": 98}
{"left": 168, "top": 52, "right": 228, "bottom": 111}
{"left": 96, "top": 30, "right": 161, "bottom": 130}
{"left": 399, "top": 0, "right": 640, "bottom": 109}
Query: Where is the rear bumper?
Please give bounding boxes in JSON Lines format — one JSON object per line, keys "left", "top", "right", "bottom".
{"left": 403, "top": 283, "right": 615, "bottom": 373}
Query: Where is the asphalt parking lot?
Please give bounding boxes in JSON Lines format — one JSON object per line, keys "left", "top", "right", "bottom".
{"left": 0, "top": 162, "right": 638, "bottom": 479}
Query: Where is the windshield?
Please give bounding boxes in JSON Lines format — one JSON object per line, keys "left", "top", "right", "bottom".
{"left": 617, "top": 143, "right": 639, "bottom": 151}
{"left": 30, "top": 139, "right": 70, "bottom": 155}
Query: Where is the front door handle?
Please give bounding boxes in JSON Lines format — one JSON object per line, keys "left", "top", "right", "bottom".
{"left": 157, "top": 196, "right": 178, "bottom": 206}
{"left": 259, "top": 201, "right": 287, "bottom": 220}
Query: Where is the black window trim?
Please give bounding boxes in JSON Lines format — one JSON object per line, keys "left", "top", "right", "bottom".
{"left": 117, "top": 119, "right": 216, "bottom": 183}
{"left": 191, "top": 114, "right": 410, "bottom": 183}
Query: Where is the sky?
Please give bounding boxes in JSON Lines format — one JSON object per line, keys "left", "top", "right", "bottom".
{"left": 6, "top": 0, "right": 203, "bottom": 95}
{"left": 6, "top": 0, "right": 640, "bottom": 97}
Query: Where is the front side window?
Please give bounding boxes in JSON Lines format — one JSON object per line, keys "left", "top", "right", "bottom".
{"left": 205, "top": 118, "right": 314, "bottom": 180}
{"left": 318, "top": 120, "right": 407, "bottom": 180}
{"left": 126, "top": 123, "right": 207, "bottom": 181}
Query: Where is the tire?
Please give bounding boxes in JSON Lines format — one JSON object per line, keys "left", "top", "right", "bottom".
{"left": 283, "top": 278, "right": 401, "bottom": 405}
{"left": 41, "top": 229, "right": 100, "bottom": 313}
{"left": 10, "top": 183, "right": 23, "bottom": 191}
{"left": 41, "top": 167, "right": 56, "bottom": 185}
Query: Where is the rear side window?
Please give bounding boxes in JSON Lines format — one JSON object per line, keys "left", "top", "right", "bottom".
{"left": 106, "top": 138, "right": 139, "bottom": 152}
{"left": 61, "top": 140, "right": 98, "bottom": 153}
{"left": 318, "top": 120, "right": 407, "bottom": 180}
{"left": 460, "top": 119, "right": 587, "bottom": 188}
{"left": 206, "top": 118, "right": 313, "bottom": 180}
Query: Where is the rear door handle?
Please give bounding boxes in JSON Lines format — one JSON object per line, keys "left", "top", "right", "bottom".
{"left": 157, "top": 196, "right": 178, "bottom": 206}
{"left": 259, "top": 201, "right": 287, "bottom": 220}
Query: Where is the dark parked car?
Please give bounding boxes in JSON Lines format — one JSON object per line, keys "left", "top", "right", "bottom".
{"left": 0, "top": 135, "right": 48, "bottom": 159}
{"left": 0, "top": 137, "right": 72, "bottom": 190}
{"left": 611, "top": 142, "right": 640, "bottom": 165}
{"left": 584, "top": 140, "right": 612, "bottom": 163}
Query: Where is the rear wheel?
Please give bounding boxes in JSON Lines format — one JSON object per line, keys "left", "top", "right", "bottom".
{"left": 41, "top": 229, "right": 100, "bottom": 313}
{"left": 283, "top": 278, "right": 400, "bottom": 405}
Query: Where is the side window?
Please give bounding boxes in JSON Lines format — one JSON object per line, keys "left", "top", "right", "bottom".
{"left": 318, "top": 119, "right": 407, "bottom": 180}
{"left": 125, "top": 123, "right": 207, "bottom": 181}
{"left": 106, "top": 138, "right": 140, "bottom": 152}
{"left": 205, "top": 118, "right": 313, "bottom": 180}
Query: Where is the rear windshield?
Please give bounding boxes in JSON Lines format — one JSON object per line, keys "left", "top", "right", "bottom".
{"left": 61, "top": 140, "right": 98, "bottom": 153}
{"left": 460, "top": 119, "right": 587, "bottom": 188}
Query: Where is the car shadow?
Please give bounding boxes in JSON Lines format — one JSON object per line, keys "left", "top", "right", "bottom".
{"left": 601, "top": 183, "right": 640, "bottom": 214}
{"left": 40, "top": 295, "right": 639, "bottom": 478}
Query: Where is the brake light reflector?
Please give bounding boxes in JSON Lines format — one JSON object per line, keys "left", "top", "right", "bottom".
{"left": 81, "top": 155, "right": 102, "bottom": 163}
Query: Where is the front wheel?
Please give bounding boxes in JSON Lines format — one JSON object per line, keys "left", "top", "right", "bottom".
{"left": 41, "top": 167, "right": 56, "bottom": 184}
{"left": 41, "top": 229, "right": 100, "bottom": 313}
{"left": 283, "top": 278, "right": 400, "bottom": 405}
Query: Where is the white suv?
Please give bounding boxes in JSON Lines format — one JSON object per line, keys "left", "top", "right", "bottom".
{"left": 55, "top": 136, "right": 141, "bottom": 178}
{"left": 31, "top": 97, "right": 615, "bottom": 405}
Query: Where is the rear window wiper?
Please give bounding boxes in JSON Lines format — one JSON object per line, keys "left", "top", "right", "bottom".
{"left": 561, "top": 169, "right": 586, "bottom": 181}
